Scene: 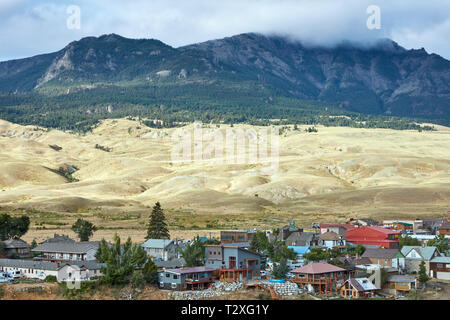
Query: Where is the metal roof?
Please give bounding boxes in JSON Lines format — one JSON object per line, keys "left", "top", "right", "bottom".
{"left": 32, "top": 241, "right": 99, "bottom": 254}
{"left": 362, "top": 248, "right": 402, "bottom": 259}
{"left": 291, "top": 262, "right": 346, "bottom": 274}
{"left": 401, "top": 246, "right": 439, "bottom": 260}
{"left": 164, "top": 266, "right": 216, "bottom": 275}
{"left": 142, "top": 239, "right": 174, "bottom": 249}
{"left": 3, "top": 239, "right": 30, "bottom": 249}
{"left": 430, "top": 256, "right": 450, "bottom": 263}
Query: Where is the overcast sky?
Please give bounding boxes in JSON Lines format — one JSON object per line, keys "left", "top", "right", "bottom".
{"left": 1, "top": 0, "right": 449, "bottom": 61}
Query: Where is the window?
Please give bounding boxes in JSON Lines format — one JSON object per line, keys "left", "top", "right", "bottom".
{"left": 173, "top": 275, "right": 178, "bottom": 280}
{"left": 166, "top": 273, "right": 170, "bottom": 278}
{"left": 437, "top": 264, "right": 443, "bottom": 268}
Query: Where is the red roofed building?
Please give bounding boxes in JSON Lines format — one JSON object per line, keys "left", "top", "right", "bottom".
{"left": 291, "top": 262, "right": 347, "bottom": 296}
{"left": 345, "top": 226, "right": 400, "bottom": 249}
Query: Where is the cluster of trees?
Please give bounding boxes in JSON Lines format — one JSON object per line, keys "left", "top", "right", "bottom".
{"left": 0, "top": 83, "right": 444, "bottom": 134}
{"left": 71, "top": 219, "right": 98, "bottom": 242}
{"left": 0, "top": 214, "right": 30, "bottom": 241}
{"left": 95, "top": 235, "right": 158, "bottom": 288}
{"left": 302, "top": 244, "right": 366, "bottom": 266}
{"left": 249, "top": 231, "right": 297, "bottom": 279}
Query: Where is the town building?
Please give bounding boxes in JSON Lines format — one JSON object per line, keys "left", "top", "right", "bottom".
{"left": 291, "top": 262, "right": 347, "bottom": 296}
{"left": 158, "top": 266, "right": 216, "bottom": 291}
{"left": 361, "top": 248, "right": 405, "bottom": 270}
{"left": 319, "top": 231, "right": 346, "bottom": 249}
{"left": 2, "top": 239, "right": 31, "bottom": 258}
{"left": 319, "top": 223, "right": 356, "bottom": 236}
{"left": 0, "top": 259, "right": 103, "bottom": 280}
{"left": 142, "top": 239, "right": 178, "bottom": 261}
{"left": 285, "top": 232, "right": 323, "bottom": 248}
{"left": 386, "top": 275, "right": 417, "bottom": 294}
{"left": 391, "top": 222, "right": 413, "bottom": 232}
{"left": 439, "top": 221, "right": 450, "bottom": 235}
{"left": 345, "top": 226, "right": 400, "bottom": 249}
{"left": 220, "top": 230, "right": 256, "bottom": 244}
{"left": 204, "top": 245, "right": 261, "bottom": 282}
{"left": 339, "top": 277, "right": 377, "bottom": 298}
{"left": 32, "top": 240, "right": 99, "bottom": 262}
{"left": 401, "top": 245, "right": 441, "bottom": 275}
{"left": 429, "top": 256, "right": 450, "bottom": 280}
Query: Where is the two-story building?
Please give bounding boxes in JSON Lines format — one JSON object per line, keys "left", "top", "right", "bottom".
{"left": 158, "top": 266, "right": 216, "bottom": 291}
{"left": 204, "top": 245, "right": 261, "bottom": 282}
{"left": 319, "top": 232, "right": 346, "bottom": 249}
{"left": 2, "top": 239, "right": 31, "bottom": 258}
{"left": 142, "top": 239, "right": 178, "bottom": 261}
{"left": 401, "top": 245, "right": 441, "bottom": 275}
{"left": 345, "top": 226, "right": 400, "bottom": 249}
{"left": 32, "top": 241, "right": 99, "bottom": 262}
{"left": 361, "top": 248, "right": 405, "bottom": 270}
{"left": 429, "top": 256, "right": 450, "bottom": 280}
{"left": 220, "top": 230, "right": 256, "bottom": 244}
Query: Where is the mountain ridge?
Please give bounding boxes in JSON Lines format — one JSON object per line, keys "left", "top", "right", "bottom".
{"left": 0, "top": 32, "right": 449, "bottom": 124}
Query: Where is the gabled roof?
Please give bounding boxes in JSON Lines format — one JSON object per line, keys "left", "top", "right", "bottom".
{"left": 3, "top": 239, "right": 30, "bottom": 249}
{"left": 155, "top": 258, "right": 186, "bottom": 269}
{"left": 345, "top": 277, "right": 377, "bottom": 292}
{"left": 401, "top": 246, "right": 439, "bottom": 261}
{"left": 430, "top": 256, "right": 450, "bottom": 263}
{"left": 362, "top": 248, "right": 402, "bottom": 259}
{"left": 32, "top": 241, "right": 99, "bottom": 254}
{"left": 142, "top": 239, "right": 174, "bottom": 249}
{"left": 320, "top": 231, "right": 341, "bottom": 241}
{"left": 387, "top": 275, "right": 416, "bottom": 283}
{"left": 291, "top": 262, "right": 345, "bottom": 274}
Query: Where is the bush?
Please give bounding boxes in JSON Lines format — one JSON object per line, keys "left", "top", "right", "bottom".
{"left": 45, "top": 275, "right": 57, "bottom": 283}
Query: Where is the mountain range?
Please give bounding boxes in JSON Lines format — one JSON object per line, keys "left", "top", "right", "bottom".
{"left": 0, "top": 33, "right": 449, "bottom": 127}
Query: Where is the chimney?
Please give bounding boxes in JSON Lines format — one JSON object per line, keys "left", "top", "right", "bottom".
{"left": 422, "top": 241, "right": 425, "bottom": 248}
{"left": 355, "top": 253, "right": 359, "bottom": 260}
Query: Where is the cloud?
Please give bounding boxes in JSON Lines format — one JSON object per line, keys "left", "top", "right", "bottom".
{"left": 0, "top": 0, "right": 449, "bottom": 61}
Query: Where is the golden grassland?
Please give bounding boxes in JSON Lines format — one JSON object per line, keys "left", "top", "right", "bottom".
{"left": 0, "top": 118, "right": 449, "bottom": 243}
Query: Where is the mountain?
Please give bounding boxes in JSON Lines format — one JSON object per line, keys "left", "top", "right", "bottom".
{"left": 0, "top": 33, "right": 449, "bottom": 129}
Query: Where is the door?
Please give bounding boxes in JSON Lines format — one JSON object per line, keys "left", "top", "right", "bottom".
{"left": 229, "top": 257, "right": 236, "bottom": 269}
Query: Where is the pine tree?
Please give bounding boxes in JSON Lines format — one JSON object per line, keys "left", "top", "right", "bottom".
{"left": 418, "top": 261, "right": 429, "bottom": 288}
{"left": 146, "top": 202, "right": 170, "bottom": 240}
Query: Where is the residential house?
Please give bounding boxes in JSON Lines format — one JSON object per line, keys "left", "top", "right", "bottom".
{"left": 0, "top": 259, "right": 103, "bottom": 280}
{"left": 401, "top": 245, "right": 441, "bottom": 275}
{"left": 361, "top": 248, "right": 405, "bottom": 270}
{"left": 319, "top": 223, "right": 355, "bottom": 236}
{"left": 439, "top": 221, "right": 450, "bottom": 235}
{"left": 268, "top": 220, "right": 303, "bottom": 242}
{"left": 421, "top": 218, "right": 446, "bottom": 234}
{"left": 345, "top": 226, "right": 400, "bottom": 249}
{"left": 32, "top": 240, "right": 99, "bottom": 262}
{"left": 429, "top": 256, "right": 450, "bottom": 280}
{"left": 2, "top": 239, "right": 31, "bottom": 258}
{"left": 158, "top": 267, "right": 216, "bottom": 291}
{"left": 391, "top": 222, "right": 413, "bottom": 232}
{"left": 339, "top": 277, "right": 377, "bottom": 298}
{"left": 142, "top": 239, "right": 178, "bottom": 261}
{"left": 204, "top": 245, "right": 261, "bottom": 282}
{"left": 319, "top": 232, "right": 346, "bottom": 249}
{"left": 291, "top": 262, "right": 347, "bottom": 296}
{"left": 220, "top": 230, "right": 256, "bottom": 244}
{"left": 285, "top": 232, "right": 323, "bottom": 248}
{"left": 355, "top": 219, "right": 379, "bottom": 227}
{"left": 337, "top": 255, "right": 372, "bottom": 276}
{"left": 386, "top": 275, "right": 417, "bottom": 293}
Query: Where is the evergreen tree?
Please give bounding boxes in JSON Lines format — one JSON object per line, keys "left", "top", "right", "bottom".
{"left": 146, "top": 202, "right": 170, "bottom": 240}
{"left": 71, "top": 219, "right": 97, "bottom": 241}
{"left": 418, "top": 261, "right": 430, "bottom": 288}
{"left": 272, "top": 258, "right": 289, "bottom": 280}
{"left": 179, "top": 237, "right": 205, "bottom": 267}
{"left": 142, "top": 259, "right": 158, "bottom": 284}
{"left": 0, "top": 214, "right": 30, "bottom": 240}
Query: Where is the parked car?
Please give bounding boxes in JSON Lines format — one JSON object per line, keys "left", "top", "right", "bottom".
{"left": 7, "top": 270, "right": 22, "bottom": 279}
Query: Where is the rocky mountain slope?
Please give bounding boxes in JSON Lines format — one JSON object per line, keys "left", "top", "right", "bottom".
{"left": 0, "top": 33, "right": 449, "bottom": 119}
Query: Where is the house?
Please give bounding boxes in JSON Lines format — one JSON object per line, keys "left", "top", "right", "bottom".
{"left": 361, "top": 248, "right": 405, "bottom": 269}
{"left": 32, "top": 240, "right": 99, "bottom": 262}
{"left": 204, "top": 245, "right": 261, "bottom": 282}
{"left": 338, "top": 255, "right": 372, "bottom": 275}
{"left": 345, "top": 226, "right": 400, "bottom": 249}
{"left": 439, "top": 221, "right": 450, "bottom": 235}
{"left": 0, "top": 259, "right": 103, "bottom": 280}
{"left": 285, "top": 232, "right": 323, "bottom": 248}
{"left": 158, "top": 266, "right": 216, "bottom": 291}
{"left": 401, "top": 245, "right": 441, "bottom": 275}
{"left": 2, "top": 239, "right": 31, "bottom": 258}
{"left": 220, "top": 230, "right": 256, "bottom": 244}
{"left": 319, "top": 223, "right": 356, "bottom": 236}
{"left": 429, "top": 256, "right": 450, "bottom": 280}
{"left": 142, "top": 239, "right": 178, "bottom": 261}
{"left": 319, "top": 232, "right": 346, "bottom": 249}
{"left": 391, "top": 222, "right": 413, "bottom": 232}
{"left": 291, "top": 262, "right": 347, "bottom": 296}
{"left": 268, "top": 220, "right": 303, "bottom": 242}
{"left": 339, "top": 277, "right": 377, "bottom": 298}
{"left": 421, "top": 218, "right": 446, "bottom": 234}
{"left": 355, "top": 219, "right": 379, "bottom": 227}
{"left": 386, "top": 275, "right": 417, "bottom": 293}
